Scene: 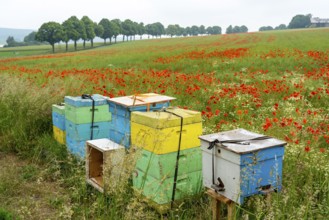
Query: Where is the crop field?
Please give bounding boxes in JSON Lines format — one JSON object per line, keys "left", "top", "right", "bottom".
{"left": 0, "top": 28, "right": 329, "bottom": 219}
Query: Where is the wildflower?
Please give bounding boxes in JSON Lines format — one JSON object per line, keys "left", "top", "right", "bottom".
{"left": 304, "top": 146, "right": 311, "bottom": 152}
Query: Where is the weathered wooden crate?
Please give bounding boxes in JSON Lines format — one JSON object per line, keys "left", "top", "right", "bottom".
{"left": 86, "top": 138, "right": 125, "bottom": 193}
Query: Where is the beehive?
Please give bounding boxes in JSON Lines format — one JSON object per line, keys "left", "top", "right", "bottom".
{"left": 65, "top": 104, "right": 111, "bottom": 124}
{"left": 64, "top": 94, "right": 107, "bottom": 107}
{"left": 131, "top": 107, "right": 202, "bottom": 154}
{"left": 65, "top": 119, "right": 110, "bottom": 141}
{"left": 86, "top": 139, "right": 125, "bottom": 193}
{"left": 199, "top": 128, "right": 287, "bottom": 204}
{"left": 108, "top": 93, "right": 175, "bottom": 147}
{"left": 133, "top": 169, "right": 202, "bottom": 204}
{"left": 64, "top": 94, "right": 111, "bottom": 157}
{"left": 135, "top": 147, "right": 201, "bottom": 179}
{"left": 66, "top": 135, "right": 85, "bottom": 157}
{"left": 52, "top": 103, "right": 65, "bottom": 130}
{"left": 53, "top": 125, "right": 65, "bottom": 145}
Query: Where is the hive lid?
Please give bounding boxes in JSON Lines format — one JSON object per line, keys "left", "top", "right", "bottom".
{"left": 52, "top": 103, "right": 65, "bottom": 114}
{"left": 65, "top": 94, "right": 108, "bottom": 107}
{"left": 131, "top": 107, "right": 201, "bottom": 128}
{"left": 199, "top": 128, "right": 287, "bottom": 154}
{"left": 108, "top": 93, "right": 176, "bottom": 107}
{"left": 86, "top": 138, "right": 125, "bottom": 152}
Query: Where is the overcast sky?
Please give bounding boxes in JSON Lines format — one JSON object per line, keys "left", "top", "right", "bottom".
{"left": 1, "top": 0, "right": 328, "bottom": 32}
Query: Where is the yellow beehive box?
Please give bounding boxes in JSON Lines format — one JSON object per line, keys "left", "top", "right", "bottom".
{"left": 53, "top": 125, "right": 66, "bottom": 145}
{"left": 131, "top": 107, "right": 202, "bottom": 154}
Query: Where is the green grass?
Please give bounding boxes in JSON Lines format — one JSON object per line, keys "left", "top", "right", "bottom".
{"left": 0, "top": 28, "right": 329, "bottom": 219}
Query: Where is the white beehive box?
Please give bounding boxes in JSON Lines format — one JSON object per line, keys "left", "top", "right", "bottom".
{"left": 86, "top": 138, "right": 125, "bottom": 193}
{"left": 199, "top": 128, "right": 286, "bottom": 204}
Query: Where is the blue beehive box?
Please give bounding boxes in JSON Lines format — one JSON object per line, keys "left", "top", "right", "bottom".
{"left": 52, "top": 104, "right": 65, "bottom": 130}
{"left": 65, "top": 119, "right": 110, "bottom": 141}
{"left": 65, "top": 94, "right": 108, "bottom": 107}
{"left": 66, "top": 135, "right": 86, "bottom": 157}
{"left": 108, "top": 93, "right": 176, "bottom": 148}
{"left": 199, "top": 128, "right": 287, "bottom": 205}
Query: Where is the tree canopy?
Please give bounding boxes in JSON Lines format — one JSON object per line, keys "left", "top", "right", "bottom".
{"left": 288, "top": 14, "right": 311, "bottom": 29}
{"left": 36, "top": 22, "right": 63, "bottom": 53}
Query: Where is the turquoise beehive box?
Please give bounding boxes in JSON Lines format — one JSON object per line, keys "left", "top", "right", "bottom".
{"left": 108, "top": 93, "right": 175, "bottom": 148}
{"left": 52, "top": 103, "right": 65, "bottom": 130}
{"left": 64, "top": 94, "right": 111, "bottom": 158}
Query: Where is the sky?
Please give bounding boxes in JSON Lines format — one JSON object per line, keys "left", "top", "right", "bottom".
{"left": 1, "top": 0, "right": 328, "bottom": 32}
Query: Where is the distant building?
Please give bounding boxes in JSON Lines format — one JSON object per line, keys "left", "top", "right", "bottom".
{"left": 310, "top": 17, "right": 329, "bottom": 27}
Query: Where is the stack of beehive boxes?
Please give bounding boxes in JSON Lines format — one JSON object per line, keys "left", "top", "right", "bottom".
{"left": 64, "top": 95, "right": 111, "bottom": 157}
{"left": 52, "top": 103, "right": 66, "bottom": 144}
{"left": 199, "top": 128, "right": 287, "bottom": 205}
{"left": 131, "top": 107, "right": 203, "bottom": 212}
{"left": 107, "top": 93, "right": 175, "bottom": 148}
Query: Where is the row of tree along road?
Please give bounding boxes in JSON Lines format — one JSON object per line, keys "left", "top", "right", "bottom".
{"left": 5, "top": 14, "right": 320, "bottom": 52}
{"left": 35, "top": 16, "right": 225, "bottom": 53}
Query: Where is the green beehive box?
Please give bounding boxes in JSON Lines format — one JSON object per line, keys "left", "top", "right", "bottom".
{"left": 65, "top": 104, "right": 111, "bottom": 124}
{"left": 136, "top": 147, "right": 202, "bottom": 179}
{"left": 133, "top": 170, "right": 202, "bottom": 205}
{"left": 52, "top": 103, "right": 65, "bottom": 115}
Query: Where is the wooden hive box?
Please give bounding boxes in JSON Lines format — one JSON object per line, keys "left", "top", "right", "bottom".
{"left": 86, "top": 138, "right": 125, "bottom": 193}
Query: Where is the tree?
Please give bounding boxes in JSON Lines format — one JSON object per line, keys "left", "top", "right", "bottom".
{"left": 240, "top": 25, "right": 248, "bottom": 33}
{"left": 153, "top": 22, "right": 165, "bottom": 38}
{"left": 212, "top": 26, "right": 222, "bottom": 35}
{"left": 185, "top": 27, "right": 192, "bottom": 36}
{"left": 275, "top": 24, "right": 287, "bottom": 30}
{"left": 94, "top": 22, "right": 104, "bottom": 45}
{"left": 62, "top": 16, "right": 86, "bottom": 50}
{"left": 206, "top": 26, "right": 213, "bottom": 35}
{"left": 81, "top": 16, "right": 95, "bottom": 48}
{"left": 259, "top": 26, "right": 274, "bottom": 31}
{"left": 122, "top": 19, "right": 135, "bottom": 41}
{"left": 24, "top": 31, "right": 37, "bottom": 43}
{"left": 111, "top": 19, "right": 122, "bottom": 43}
{"left": 166, "top": 24, "right": 178, "bottom": 37}
{"left": 232, "top": 26, "right": 241, "bottom": 33}
{"left": 190, "top": 25, "right": 199, "bottom": 36}
{"left": 6, "top": 36, "right": 16, "bottom": 46}
{"left": 36, "top": 22, "right": 63, "bottom": 53}
{"left": 226, "top": 25, "right": 233, "bottom": 34}
{"left": 199, "top": 25, "right": 206, "bottom": 35}
{"left": 99, "top": 18, "right": 111, "bottom": 44}
{"left": 288, "top": 14, "right": 311, "bottom": 29}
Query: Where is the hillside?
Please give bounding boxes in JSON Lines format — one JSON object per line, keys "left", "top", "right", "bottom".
{"left": 0, "top": 27, "right": 35, "bottom": 45}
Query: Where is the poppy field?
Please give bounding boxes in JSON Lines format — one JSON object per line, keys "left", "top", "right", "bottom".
{"left": 0, "top": 28, "right": 329, "bottom": 219}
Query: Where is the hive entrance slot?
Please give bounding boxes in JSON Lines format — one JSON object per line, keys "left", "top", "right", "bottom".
{"left": 89, "top": 147, "right": 104, "bottom": 187}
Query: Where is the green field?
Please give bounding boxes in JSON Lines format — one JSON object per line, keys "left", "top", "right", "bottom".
{"left": 0, "top": 28, "right": 329, "bottom": 219}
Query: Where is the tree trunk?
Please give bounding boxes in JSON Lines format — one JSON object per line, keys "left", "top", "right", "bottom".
{"left": 123, "top": 36, "right": 125, "bottom": 42}
{"left": 91, "top": 39, "right": 93, "bottom": 48}
{"left": 83, "top": 40, "right": 86, "bottom": 48}
{"left": 74, "top": 41, "right": 77, "bottom": 50}
{"left": 51, "top": 44, "right": 55, "bottom": 53}
{"left": 140, "top": 35, "right": 142, "bottom": 40}
{"left": 115, "top": 36, "right": 117, "bottom": 43}
{"left": 104, "top": 39, "right": 106, "bottom": 44}
{"left": 109, "top": 37, "right": 112, "bottom": 44}
{"left": 65, "top": 42, "right": 68, "bottom": 51}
